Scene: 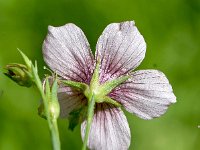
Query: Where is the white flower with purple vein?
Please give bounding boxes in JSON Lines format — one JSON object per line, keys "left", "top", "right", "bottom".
{"left": 42, "top": 21, "right": 176, "bottom": 150}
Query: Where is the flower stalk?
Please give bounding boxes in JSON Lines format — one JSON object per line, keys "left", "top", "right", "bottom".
{"left": 32, "top": 65, "right": 60, "bottom": 150}
{"left": 82, "top": 94, "right": 95, "bottom": 150}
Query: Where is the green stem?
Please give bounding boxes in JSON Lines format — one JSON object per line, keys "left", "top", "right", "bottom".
{"left": 32, "top": 67, "right": 60, "bottom": 150}
{"left": 82, "top": 94, "right": 95, "bottom": 150}
{"left": 50, "top": 119, "right": 60, "bottom": 150}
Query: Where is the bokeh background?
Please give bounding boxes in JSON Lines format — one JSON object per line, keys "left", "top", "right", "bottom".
{"left": 0, "top": 0, "right": 200, "bottom": 149}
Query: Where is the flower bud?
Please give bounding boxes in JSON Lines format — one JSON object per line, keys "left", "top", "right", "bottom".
{"left": 49, "top": 101, "right": 60, "bottom": 120}
{"left": 4, "top": 63, "right": 32, "bottom": 87}
{"left": 49, "top": 78, "right": 60, "bottom": 119}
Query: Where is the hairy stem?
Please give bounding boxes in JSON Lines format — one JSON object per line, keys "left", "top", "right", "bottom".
{"left": 82, "top": 94, "right": 95, "bottom": 150}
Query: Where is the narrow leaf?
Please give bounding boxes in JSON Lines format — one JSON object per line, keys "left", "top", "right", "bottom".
{"left": 61, "top": 80, "right": 88, "bottom": 91}
{"left": 99, "top": 75, "right": 130, "bottom": 96}
{"left": 17, "top": 49, "right": 32, "bottom": 70}
{"left": 51, "top": 79, "right": 58, "bottom": 102}
{"left": 45, "top": 78, "right": 51, "bottom": 102}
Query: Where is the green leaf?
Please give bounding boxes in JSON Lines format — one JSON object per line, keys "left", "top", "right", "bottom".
{"left": 99, "top": 75, "right": 130, "bottom": 96}
{"left": 90, "top": 59, "right": 100, "bottom": 90}
{"left": 31, "top": 63, "right": 41, "bottom": 86}
{"left": 45, "top": 78, "right": 51, "bottom": 102}
{"left": 51, "top": 79, "right": 58, "bottom": 102}
{"left": 17, "top": 49, "right": 32, "bottom": 70}
{"left": 61, "top": 80, "right": 88, "bottom": 91}
{"left": 68, "top": 106, "right": 87, "bottom": 131}
{"left": 104, "top": 96, "right": 121, "bottom": 107}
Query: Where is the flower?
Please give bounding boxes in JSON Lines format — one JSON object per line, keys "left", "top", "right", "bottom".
{"left": 42, "top": 21, "right": 176, "bottom": 150}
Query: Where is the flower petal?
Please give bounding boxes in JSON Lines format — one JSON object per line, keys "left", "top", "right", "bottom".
{"left": 96, "top": 21, "right": 146, "bottom": 83}
{"left": 110, "top": 70, "right": 176, "bottom": 120}
{"left": 57, "top": 85, "right": 86, "bottom": 118}
{"left": 81, "top": 103, "right": 130, "bottom": 150}
{"left": 43, "top": 23, "right": 94, "bottom": 83}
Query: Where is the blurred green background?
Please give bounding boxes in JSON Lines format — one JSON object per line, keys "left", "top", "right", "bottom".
{"left": 0, "top": 0, "right": 200, "bottom": 149}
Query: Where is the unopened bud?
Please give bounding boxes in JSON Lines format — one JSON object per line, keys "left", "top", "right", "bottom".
{"left": 49, "top": 101, "right": 60, "bottom": 119}
{"left": 4, "top": 63, "right": 32, "bottom": 87}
